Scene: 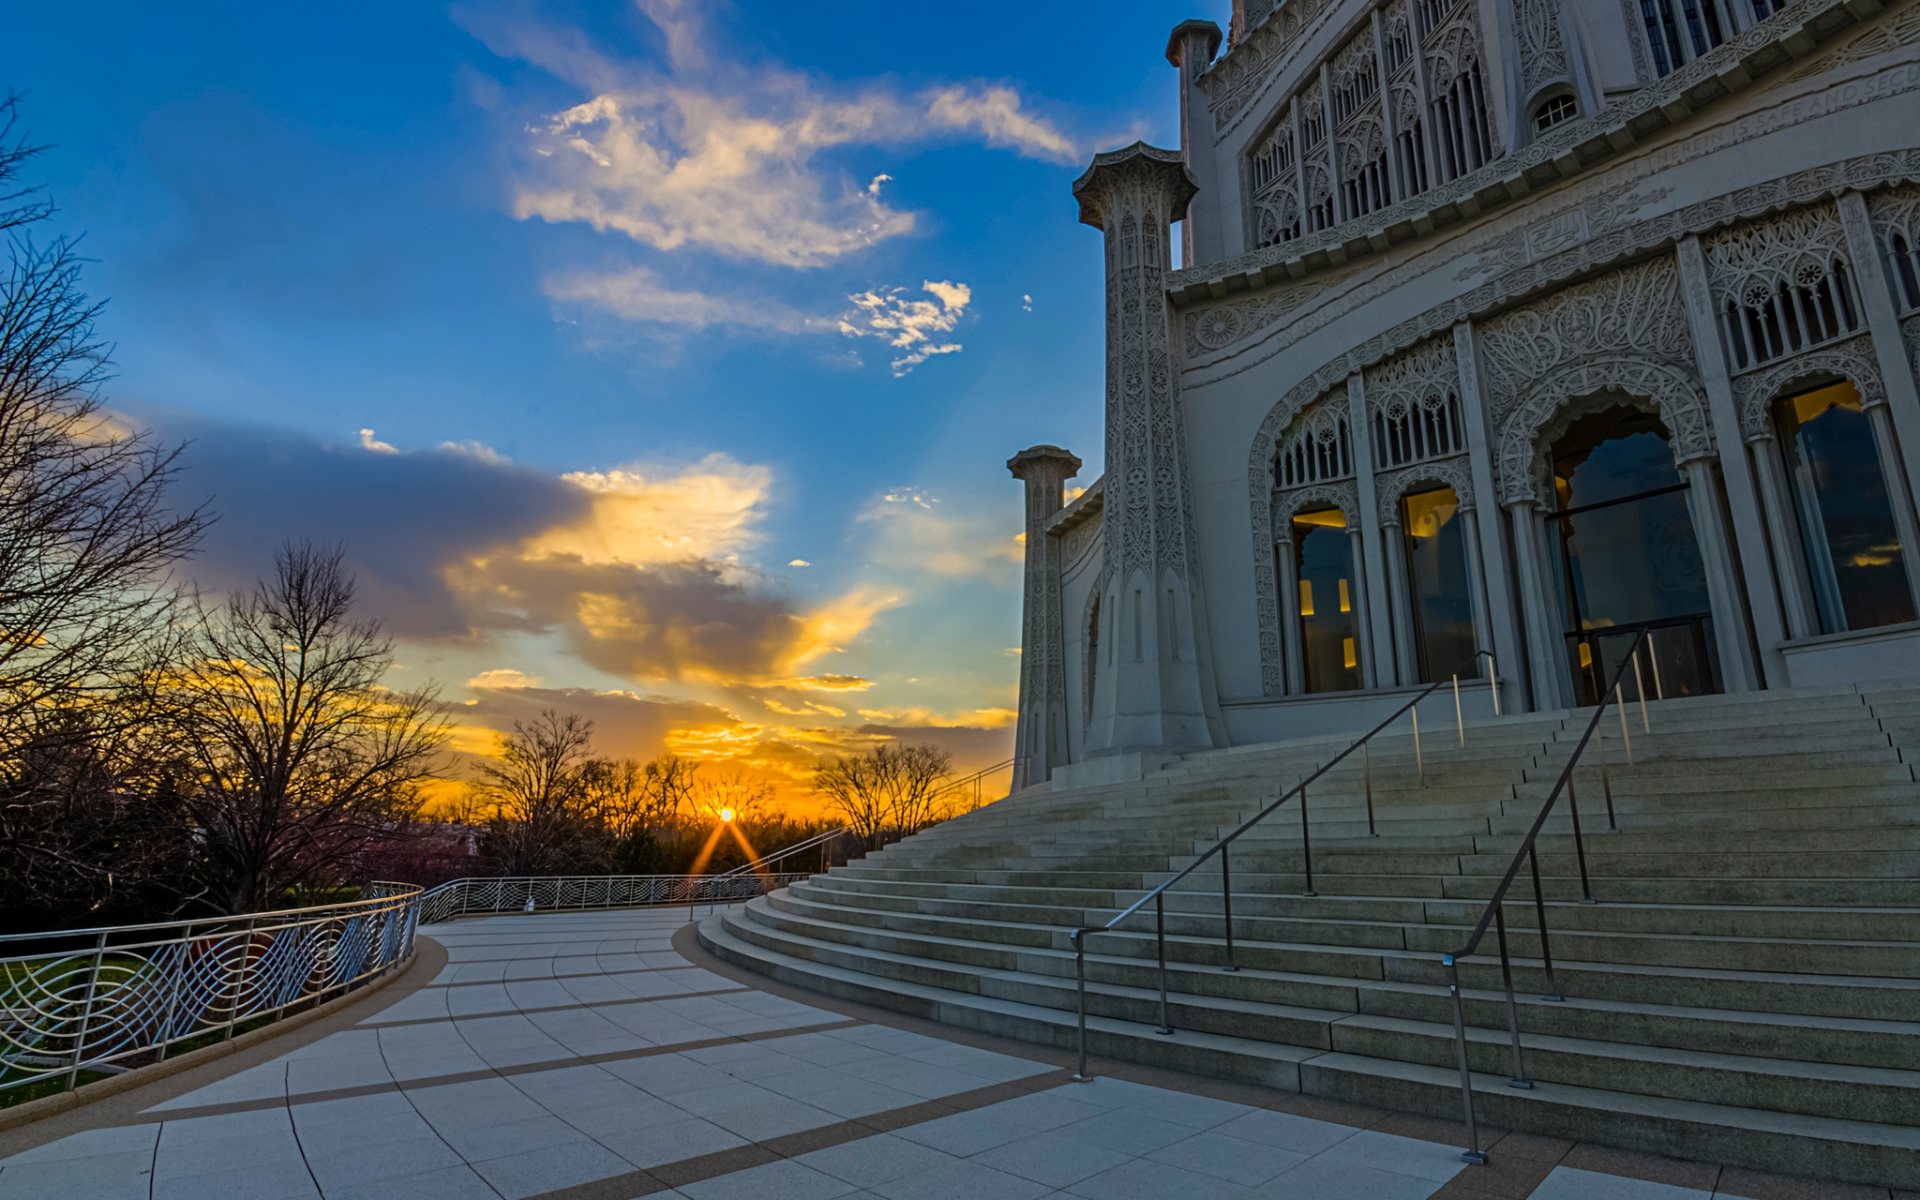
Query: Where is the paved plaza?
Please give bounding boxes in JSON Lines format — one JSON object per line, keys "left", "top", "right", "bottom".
{"left": 0, "top": 907, "right": 1880, "bottom": 1199}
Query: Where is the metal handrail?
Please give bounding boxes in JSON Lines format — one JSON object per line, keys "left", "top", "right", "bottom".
{"left": 715, "top": 827, "right": 852, "bottom": 878}
{"left": 1439, "top": 628, "right": 1651, "bottom": 1165}
{"left": 0, "top": 883, "right": 423, "bottom": 1096}
{"left": 1066, "top": 649, "right": 1500, "bottom": 1080}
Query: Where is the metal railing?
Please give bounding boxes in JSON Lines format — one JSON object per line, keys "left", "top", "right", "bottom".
{"left": 415, "top": 872, "right": 811, "bottom": 925}
{"left": 715, "top": 827, "right": 851, "bottom": 878}
{"left": 1066, "top": 651, "right": 1500, "bottom": 1080}
{"left": 0, "top": 885, "right": 422, "bottom": 1095}
{"left": 1440, "top": 628, "right": 1652, "bottom": 1165}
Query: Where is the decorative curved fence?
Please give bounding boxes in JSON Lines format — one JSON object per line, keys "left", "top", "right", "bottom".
{"left": 0, "top": 884, "right": 423, "bottom": 1095}
{"left": 415, "top": 872, "right": 811, "bottom": 925}
{"left": 1, "top": 868, "right": 818, "bottom": 1100}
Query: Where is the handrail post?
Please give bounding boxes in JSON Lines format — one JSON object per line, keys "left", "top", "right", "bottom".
{"left": 1221, "top": 843, "right": 1239, "bottom": 971}
{"left": 1487, "top": 653, "right": 1500, "bottom": 716}
{"left": 1155, "top": 894, "right": 1173, "bottom": 1035}
{"left": 1443, "top": 956, "right": 1486, "bottom": 1165}
{"left": 1453, "top": 675, "right": 1465, "bottom": 747}
{"left": 1632, "top": 650, "right": 1651, "bottom": 732}
{"left": 65, "top": 930, "right": 109, "bottom": 1090}
{"left": 1413, "top": 704, "right": 1424, "bottom": 779}
{"left": 154, "top": 943, "right": 184, "bottom": 1063}
{"left": 1648, "top": 633, "right": 1665, "bottom": 699}
{"left": 1617, "top": 684, "right": 1634, "bottom": 765}
{"left": 1566, "top": 774, "right": 1594, "bottom": 904}
{"left": 1598, "top": 733, "right": 1618, "bottom": 832}
{"left": 1072, "top": 930, "right": 1090, "bottom": 1081}
{"left": 1299, "top": 780, "right": 1317, "bottom": 897}
{"left": 1529, "top": 846, "right": 1562, "bottom": 1001}
{"left": 1495, "top": 908, "right": 1531, "bottom": 1089}
{"left": 1363, "top": 741, "right": 1377, "bottom": 837}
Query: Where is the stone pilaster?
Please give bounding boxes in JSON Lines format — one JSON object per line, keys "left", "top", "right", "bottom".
{"left": 1008, "top": 445, "right": 1081, "bottom": 791}
{"left": 1073, "top": 143, "right": 1220, "bottom": 755}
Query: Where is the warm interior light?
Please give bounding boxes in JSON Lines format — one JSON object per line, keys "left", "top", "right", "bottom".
{"left": 1298, "top": 580, "right": 1315, "bottom": 616}
{"left": 1579, "top": 643, "right": 1592, "bottom": 668}
{"left": 1343, "top": 637, "right": 1357, "bottom": 669}
{"left": 1338, "top": 578, "right": 1351, "bottom": 613}
{"left": 720, "top": 807, "right": 735, "bottom": 823}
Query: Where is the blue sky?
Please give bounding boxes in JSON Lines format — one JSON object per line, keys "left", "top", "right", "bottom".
{"left": 4, "top": 0, "right": 1221, "bottom": 803}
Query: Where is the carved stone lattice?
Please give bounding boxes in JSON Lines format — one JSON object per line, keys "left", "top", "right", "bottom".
{"left": 1869, "top": 183, "right": 1920, "bottom": 252}
{"left": 1477, "top": 257, "right": 1710, "bottom": 503}
{"left": 1376, "top": 455, "right": 1476, "bottom": 526}
{"left": 1730, "top": 334, "right": 1890, "bottom": 440}
{"left": 1275, "top": 480, "right": 1362, "bottom": 531}
{"left": 1701, "top": 202, "right": 1854, "bottom": 315}
{"left": 1339, "top": 118, "right": 1388, "bottom": 186}
{"left": 1367, "top": 335, "right": 1464, "bottom": 468}
{"left": 1252, "top": 180, "right": 1302, "bottom": 253}
{"left": 1518, "top": 0, "right": 1569, "bottom": 91}
{"left": 1424, "top": 7, "right": 1498, "bottom": 148}
{"left": 1906, "top": 314, "right": 1920, "bottom": 378}
{"left": 1274, "top": 395, "right": 1356, "bottom": 488}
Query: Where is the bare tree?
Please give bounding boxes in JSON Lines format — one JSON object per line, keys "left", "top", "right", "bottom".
{"left": 0, "top": 95, "right": 206, "bottom": 749}
{"left": 689, "top": 768, "right": 774, "bottom": 825}
{"left": 475, "top": 709, "right": 600, "bottom": 876}
{"left": 812, "top": 743, "right": 953, "bottom": 850}
{"left": 165, "top": 542, "right": 446, "bottom": 913}
{"left": 581, "top": 754, "right": 697, "bottom": 840}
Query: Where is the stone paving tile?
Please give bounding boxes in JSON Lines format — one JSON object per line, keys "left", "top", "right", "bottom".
{"left": 1526, "top": 1167, "right": 1711, "bottom": 1199}
{"left": 794, "top": 1133, "right": 959, "bottom": 1189}
{"left": 1067, "top": 1156, "right": 1251, "bottom": 1200}
{"left": 970, "top": 1129, "right": 1134, "bottom": 1188}
{"left": 1146, "top": 1130, "right": 1307, "bottom": 1186}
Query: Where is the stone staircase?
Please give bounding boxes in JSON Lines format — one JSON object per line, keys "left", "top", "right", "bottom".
{"left": 698, "top": 684, "right": 1920, "bottom": 1187}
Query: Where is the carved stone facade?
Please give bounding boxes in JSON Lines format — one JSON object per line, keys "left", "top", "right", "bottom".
{"left": 1014, "top": 0, "right": 1920, "bottom": 775}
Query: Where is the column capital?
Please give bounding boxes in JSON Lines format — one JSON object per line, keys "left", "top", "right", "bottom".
{"left": 1165, "top": 20, "right": 1222, "bottom": 71}
{"left": 1007, "top": 445, "right": 1083, "bottom": 481}
{"left": 1071, "top": 143, "right": 1198, "bottom": 231}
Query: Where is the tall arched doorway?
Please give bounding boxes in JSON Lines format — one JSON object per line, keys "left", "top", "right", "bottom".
{"left": 1547, "top": 406, "right": 1720, "bottom": 703}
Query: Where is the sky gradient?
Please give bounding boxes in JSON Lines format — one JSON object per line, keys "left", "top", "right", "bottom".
{"left": 3, "top": 0, "right": 1222, "bottom": 809}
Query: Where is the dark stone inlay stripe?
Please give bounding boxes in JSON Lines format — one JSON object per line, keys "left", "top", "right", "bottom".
{"left": 519, "top": 1069, "right": 1077, "bottom": 1200}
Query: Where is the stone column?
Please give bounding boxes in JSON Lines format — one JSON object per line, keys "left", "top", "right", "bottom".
{"left": 1349, "top": 528, "right": 1379, "bottom": 689}
{"left": 1675, "top": 236, "right": 1782, "bottom": 689}
{"left": 1682, "top": 458, "right": 1760, "bottom": 692}
{"left": 1865, "top": 404, "right": 1920, "bottom": 607}
{"left": 1348, "top": 372, "right": 1400, "bottom": 685}
{"left": 1073, "top": 143, "right": 1220, "bottom": 755}
{"left": 1507, "top": 499, "right": 1571, "bottom": 709}
{"left": 1455, "top": 321, "right": 1530, "bottom": 711}
{"left": 1749, "top": 435, "right": 1818, "bottom": 640}
{"left": 1165, "top": 21, "right": 1224, "bottom": 267}
{"left": 1275, "top": 530, "right": 1306, "bottom": 695}
{"left": 1459, "top": 507, "right": 1498, "bottom": 671}
{"left": 1383, "top": 516, "right": 1419, "bottom": 681}
{"left": 1008, "top": 445, "right": 1081, "bottom": 791}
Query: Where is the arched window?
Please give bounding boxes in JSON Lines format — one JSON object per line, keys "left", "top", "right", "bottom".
{"left": 1402, "top": 487, "right": 1478, "bottom": 681}
{"left": 1430, "top": 57, "right": 1494, "bottom": 182}
{"left": 1373, "top": 391, "right": 1463, "bottom": 467}
{"left": 1294, "top": 508, "right": 1362, "bottom": 692}
{"left": 1640, "top": 0, "right": 1727, "bottom": 76}
{"left": 1533, "top": 94, "right": 1576, "bottom": 134}
{"left": 1776, "top": 381, "right": 1917, "bottom": 633}
{"left": 1276, "top": 408, "right": 1353, "bottom": 487}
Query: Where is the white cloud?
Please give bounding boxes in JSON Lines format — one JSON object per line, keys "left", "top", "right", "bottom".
{"left": 838, "top": 281, "right": 971, "bottom": 375}
{"left": 789, "top": 559, "right": 810, "bottom": 567}
{"left": 545, "top": 266, "right": 826, "bottom": 333}
{"left": 358, "top": 428, "right": 398, "bottom": 454}
{"left": 467, "top": 668, "right": 542, "bottom": 689}
{"left": 522, "top": 452, "right": 775, "bottom": 567}
{"left": 488, "top": 8, "right": 1081, "bottom": 269}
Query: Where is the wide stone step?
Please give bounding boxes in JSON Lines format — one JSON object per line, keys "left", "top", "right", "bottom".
{"left": 698, "top": 910, "right": 1920, "bottom": 1188}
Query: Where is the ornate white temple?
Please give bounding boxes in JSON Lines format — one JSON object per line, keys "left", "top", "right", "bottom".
{"left": 1009, "top": 0, "right": 1920, "bottom": 789}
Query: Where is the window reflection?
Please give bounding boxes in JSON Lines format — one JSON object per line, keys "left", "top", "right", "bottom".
{"left": 1294, "top": 508, "right": 1361, "bottom": 692}
{"left": 1402, "top": 487, "right": 1477, "bottom": 681}
{"left": 1777, "top": 381, "right": 1916, "bottom": 632}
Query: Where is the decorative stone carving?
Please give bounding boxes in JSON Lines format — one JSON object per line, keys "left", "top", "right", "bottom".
{"left": 1365, "top": 336, "right": 1460, "bottom": 426}
{"left": 1275, "top": 480, "right": 1363, "bottom": 530}
{"left": 1198, "top": 0, "right": 1343, "bottom": 135}
{"left": 1376, "top": 455, "right": 1476, "bottom": 526}
{"left": 1701, "top": 202, "right": 1854, "bottom": 314}
{"left": 1518, "top": 0, "right": 1569, "bottom": 92}
{"left": 1730, "top": 334, "right": 1890, "bottom": 440}
{"left": 1904, "top": 313, "right": 1920, "bottom": 377}
{"left": 1787, "top": 1, "right": 1920, "bottom": 82}
{"left": 1476, "top": 257, "right": 1711, "bottom": 502}
{"left": 1185, "top": 277, "right": 1333, "bottom": 358}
